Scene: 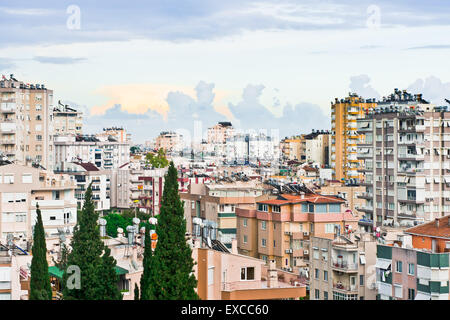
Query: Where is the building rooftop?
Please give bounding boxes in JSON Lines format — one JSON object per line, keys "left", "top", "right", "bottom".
{"left": 405, "top": 216, "right": 450, "bottom": 239}
{"left": 258, "top": 193, "right": 345, "bottom": 206}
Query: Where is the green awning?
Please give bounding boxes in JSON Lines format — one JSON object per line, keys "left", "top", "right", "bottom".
{"left": 49, "top": 266, "right": 65, "bottom": 279}
{"left": 48, "top": 265, "right": 129, "bottom": 279}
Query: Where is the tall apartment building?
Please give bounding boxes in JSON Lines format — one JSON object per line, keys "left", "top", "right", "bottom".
{"left": 0, "top": 164, "right": 77, "bottom": 243}
{"left": 0, "top": 75, "right": 54, "bottom": 169}
{"left": 301, "top": 130, "right": 332, "bottom": 166}
{"left": 53, "top": 101, "right": 82, "bottom": 136}
{"left": 309, "top": 232, "right": 377, "bottom": 300}
{"left": 236, "top": 191, "right": 359, "bottom": 273}
{"left": 331, "top": 93, "right": 376, "bottom": 181}
{"left": 376, "top": 216, "right": 450, "bottom": 300}
{"left": 357, "top": 102, "right": 450, "bottom": 231}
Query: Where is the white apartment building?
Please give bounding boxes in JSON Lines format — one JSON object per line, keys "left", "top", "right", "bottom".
{"left": 53, "top": 134, "right": 130, "bottom": 171}
{"left": 225, "top": 133, "right": 279, "bottom": 165}
{"left": 0, "top": 164, "right": 77, "bottom": 243}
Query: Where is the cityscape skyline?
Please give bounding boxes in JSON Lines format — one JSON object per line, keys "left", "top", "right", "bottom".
{"left": 1, "top": 1, "right": 450, "bottom": 142}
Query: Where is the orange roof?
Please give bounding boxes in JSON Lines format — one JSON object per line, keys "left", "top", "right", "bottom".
{"left": 405, "top": 216, "right": 450, "bottom": 239}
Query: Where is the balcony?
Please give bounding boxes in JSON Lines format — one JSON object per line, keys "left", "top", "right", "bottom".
{"left": 331, "top": 260, "right": 358, "bottom": 272}
{"left": 357, "top": 192, "right": 373, "bottom": 200}
{"left": 333, "top": 282, "right": 358, "bottom": 293}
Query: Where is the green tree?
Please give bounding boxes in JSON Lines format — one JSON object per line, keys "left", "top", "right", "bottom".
{"left": 145, "top": 148, "right": 169, "bottom": 168}
{"left": 29, "top": 204, "right": 52, "bottom": 300}
{"left": 149, "top": 162, "right": 198, "bottom": 299}
{"left": 134, "top": 283, "right": 140, "bottom": 300}
{"left": 62, "top": 184, "right": 122, "bottom": 300}
{"left": 139, "top": 227, "right": 157, "bottom": 300}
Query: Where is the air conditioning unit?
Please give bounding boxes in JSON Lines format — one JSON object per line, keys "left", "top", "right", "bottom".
{"left": 303, "top": 232, "right": 309, "bottom": 236}
{"left": 285, "top": 249, "right": 293, "bottom": 254}
{"left": 287, "top": 267, "right": 293, "bottom": 272}
{"left": 303, "top": 250, "right": 309, "bottom": 255}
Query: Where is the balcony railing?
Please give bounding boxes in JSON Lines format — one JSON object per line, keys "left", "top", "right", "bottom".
{"left": 333, "top": 282, "right": 357, "bottom": 292}
{"left": 332, "top": 260, "right": 358, "bottom": 271}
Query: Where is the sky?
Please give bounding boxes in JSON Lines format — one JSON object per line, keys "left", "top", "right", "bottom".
{"left": 1, "top": 0, "right": 450, "bottom": 143}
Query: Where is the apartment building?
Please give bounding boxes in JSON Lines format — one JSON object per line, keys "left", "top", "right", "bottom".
{"left": 97, "top": 127, "right": 130, "bottom": 143}
{"left": 280, "top": 137, "right": 302, "bottom": 161}
{"left": 0, "top": 75, "right": 54, "bottom": 169}
{"left": 357, "top": 104, "right": 450, "bottom": 231}
{"left": 318, "top": 181, "right": 366, "bottom": 229}
{"left": 0, "top": 164, "right": 77, "bottom": 243}
{"left": 0, "top": 246, "right": 31, "bottom": 300}
{"left": 53, "top": 134, "right": 130, "bottom": 171}
{"left": 193, "top": 244, "right": 306, "bottom": 300}
{"left": 309, "top": 232, "right": 377, "bottom": 300}
{"left": 225, "top": 133, "right": 279, "bottom": 165}
{"left": 181, "top": 181, "right": 268, "bottom": 248}
{"left": 155, "top": 131, "right": 183, "bottom": 153}
{"left": 117, "top": 165, "right": 166, "bottom": 216}
{"left": 55, "top": 162, "right": 111, "bottom": 212}
{"left": 376, "top": 234, "right": 449, "bottom": 300}
{"left": 236, "top": 191, "right": 359, "bottom": 273}
{"left": 207, "top": 122, "right": 235, "bottom": 144}
{"left": 52, "top": 101, "right": 82, "bottom": 136}
{"left": 331, "top": 93, "right": 376, "bottom": 181}
{"left": 301, "top": 130, "right": 332, "bottom": 166}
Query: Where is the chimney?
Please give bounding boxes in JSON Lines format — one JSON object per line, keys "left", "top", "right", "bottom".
{"left": 267, "top": 260, "right": 278, "bottom": 288}
{"left": 436, "top": 218, "right": 440, "bottom": 228}
{"left": 231, "top": 238, "right": 238, "bottom": 254}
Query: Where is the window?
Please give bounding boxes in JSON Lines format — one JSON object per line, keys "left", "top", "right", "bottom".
{"left": 22, "top": 174, "right": 32, "bottom": 184}
{"left": 408, "top": 288, "right": 415, "bottom": 300}
{"left": 273, "top": 240, "right": 276, "bottom": 247}
{"left": 324, "top": 270, "right": 328, "bottom": 282}
{"left": 261, "top": 238, "right": 267, "bottom": 247}
{"left": 408, "top": 263, "right": 414, "bottom": 275}
{"left": 360, "top": 275, "right": 364, "bottom": 286}
{"left": 315, "top": 204, "right": 327, "bottom": 213}
{"left": 258, "top": 204, "right": 268, "bottom": 212}
{"left": 308, "top": 204, "right": 315, "bottom": 213}
{"left": 208, "top": 267, "right": 214, "bottom": 285}
{"left": 240, "top": 267, "right": 255, "bottom": 281}
{"left": 4, "top": 174, "right": 14, "bottom": 184}
{"left": 243, "top": 218, "right": 247, "bottom": 227}
{"left": 394, "top": 285, "right": 403, "bottom": 299}
{"left": 315, "top": 289, "right": 320, "bottom": 299}
{"left": 315, "top": 268, "right": 319, "bottom": 279}
{"left": 323, "top": 291, "right": 328, "bottom": 300}
{"left": 313, "top": 249, "right": 319, "bottom": 259}
{"left": 243, "top": 235, "right": 248, "bottom": 243}
{"left": 396, "top": 261, "right": 403, "bottom": 273}
{"left": 15, "top": 213, "right": 26, "bottom": 223}
{"left": 325, "top": 223, "right": 337, "bottom": 233}
{"left": 272, "top": 205, "right": 281, "bottom": 213}
{"left": 261, "top": 221, "right": 266, "bottom": 230}
{"left": 328, "top": 204, "right": 341, "bottom": 213}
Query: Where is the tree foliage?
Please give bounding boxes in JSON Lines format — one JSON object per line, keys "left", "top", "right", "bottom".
{"left": 29, "top": 204, "right": 52, "bottom": 300}
{"left": 147, "top": 162, "right": 198, "bottom": 299}
{"left": 62, "top": 185, "right": 122, "bottom": 300}
{"left": 146, "top": 148, "right": 169, "bottom": 168}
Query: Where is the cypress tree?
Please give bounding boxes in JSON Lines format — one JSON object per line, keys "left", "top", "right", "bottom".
{"left": 140, "top": 227, "right": 158, "bottom": 299}
{"left": 62, "top": 184, "right": 122, "bottom": 300}
{"left": 150, "top": 162, "right": 198, "bottom": 299}
{"left": 134, "top": 283, "right": 140, "bottom": 300}
{"left": 29, "top": 204, "right": 52, "bottom": 300}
